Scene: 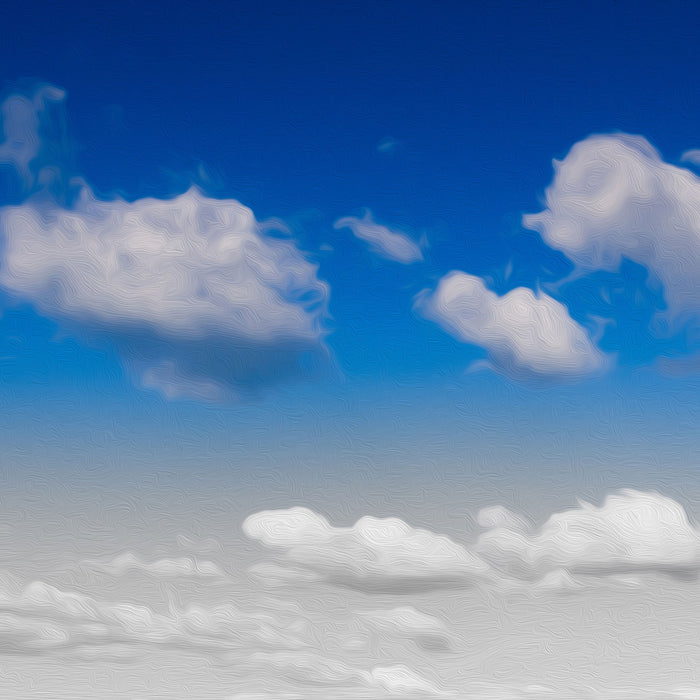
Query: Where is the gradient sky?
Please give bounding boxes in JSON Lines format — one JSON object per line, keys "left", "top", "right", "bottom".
{"left": 1, "top": 1, "right": 700, "bottom": 698}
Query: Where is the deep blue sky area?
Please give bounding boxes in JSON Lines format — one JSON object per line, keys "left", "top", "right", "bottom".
{"left": 1, "top": 0, "right": 699, "bottom": 502}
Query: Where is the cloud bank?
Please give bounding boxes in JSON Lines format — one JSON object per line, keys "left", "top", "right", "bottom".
{"left": 83, "top": 551, "right": 227, "bottom": 579}
{"left": 243, "top": 506, "right": 488, "bottom": 593}
{"left": 246, "top": 491, "right": 700, "bottom": 592}
{"left": 475, "top": 489, "right": 700, "bottom": 582}
{"left": 0, "top": 85, "right": 330, "bottom": 401}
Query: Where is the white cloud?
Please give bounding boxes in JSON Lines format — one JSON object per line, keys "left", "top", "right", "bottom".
{"left": 370, "top": 664, "right": 452, "bottom": 697}
{"left": 2, "top": 490, "right": 700, "bottom": 696}
{"left": 1, "top": 186, "right": 325, "bottom": 341}
{"left": 245, "top": 492, "right": 700, "bottom": 594}
{"left": 476, "top": 489, "right": 700, "bottom": 581}
{"left": 242, "top": 507, "right": 488, "bottom": 593}
{"left": 0, "top": 577, "right": 307, "bottom": 658}
{"left": 175, "top": 533, "right": 223, "bottom": 555}
{"left": 334, "top": 210, "right": 424, "bottom": 264}
{"left": 477, "top": 505, "right": 531, "bottom": 531}
{"left": 0, "top": 579, "right": 180, "bottom": 654}
{"left": 0, "top": 84, "right": 67, "bottom": 193}
{"left": 415, "top": 271, "right": 607, "bottom": 381}
{"left": 361, "top": 607, "right": 454, "bottom": 652}
{"left": 523, "top": 134, "right": 700, "bottom": 333}
{"left": 247, "top": 561, "right": 323, "bottom": 588}
{"left": 361, "top": 606, "right": 447, "bottom": 636}
{"left": 83, "top": 551, "right": 226, "bottom": 579}
{"left": 0, "top": 85, "right": 330, "bottom": 402}
{"left": 0, "top": 186, "right": 329, "bottom": 400}
{"left": 376, "top": 137, "right": 403, "bottom": 155}
{"left": 680, "top": 149, "right": 700, "bottom": 166}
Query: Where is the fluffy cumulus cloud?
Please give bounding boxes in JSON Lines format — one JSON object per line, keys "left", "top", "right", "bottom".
{"left": 245, "top": 491, "right": 700, "bottom": 593}
{"left": 242, "top": 506, "right": 488, "bottom": 593}
{"left": 475, "top": 489, "right": 700, "bottom": 582}
{"left": 415, "top": 271, "right": 607, "bottom": 381}
{"left": 681, "top": 148, "right": 700, "bottom": 166}
{"left": 0, "top": 186, "right": 329, "bottom": 400}
{"left": 369, "top": 664, "right": 451, "bottom": 697}
{"left": 0, "top": 85, "right": 330, "bottom": 401}
{"left": 2, "top": 489, "right": 700, "bottom": 696}
{"left": 334, "top": 210, "right": 424, "bottom": 264}
{"left": 523, "top": 134, "right": 700, "bottom": 333}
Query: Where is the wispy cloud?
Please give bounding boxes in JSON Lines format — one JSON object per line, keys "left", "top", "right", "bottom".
{"left": 523, "top": 134, "right": 700, "bottom": 336}
{"left": 0, "top": 84, "right": 68, "bottom": 196}
{"left": 334, "top": 210, "right": 424, "bottom": 264}
{"left": 360, "top": 607, "right": 454, "bottom": 652}
{"left": 245, "top": 490, "right": 700, "bottom": 592}
{"left": 376, "top": 137, "right": 404, "bottom": 155}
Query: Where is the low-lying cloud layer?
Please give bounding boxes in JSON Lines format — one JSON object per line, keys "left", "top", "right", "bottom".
{"left": 0, "top": 86, "right": 330, "bottom": 401}
{"left": 243, "top": 506, "right": 488, "bottom": 592}
{"left": 245, "top": 490, "right": 700, "bottom": 592}
{"left": 0, "top": 84, "right": 68, "bottom": 196}
{"left": 1, "top": 489, "right": 699, "bottom": 697}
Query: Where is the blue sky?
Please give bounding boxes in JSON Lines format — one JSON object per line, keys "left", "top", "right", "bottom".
{"left": 2, "top": 0, "right": 699, "bottom": 492}
{"left": 2, "top": 2, "right": 700, "bottom": 697}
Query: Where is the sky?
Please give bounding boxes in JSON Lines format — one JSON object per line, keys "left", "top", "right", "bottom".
{"left": 1, "top": 1, "right": 700, "bottom": 697}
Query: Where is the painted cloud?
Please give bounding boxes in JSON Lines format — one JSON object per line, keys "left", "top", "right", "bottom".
{"left": 523, "top": 134, "right": 700, "bottom": 334}
{"left": 1, "top": 489, "right": 699, "bottom": 697}
{"left": 242, "top": 506, "right": 489, "bottom": 593}
{"left": 0, "top": 186, "right": 329, "bottom": 400}
{"left": 0, "top": 84, "right": 67, "bottom": 195}
{"left": 415, "top": 271, "right": 607, "bottom": 381}
{"left": 334, "top": 210, "right": 424, "bottom": 264}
